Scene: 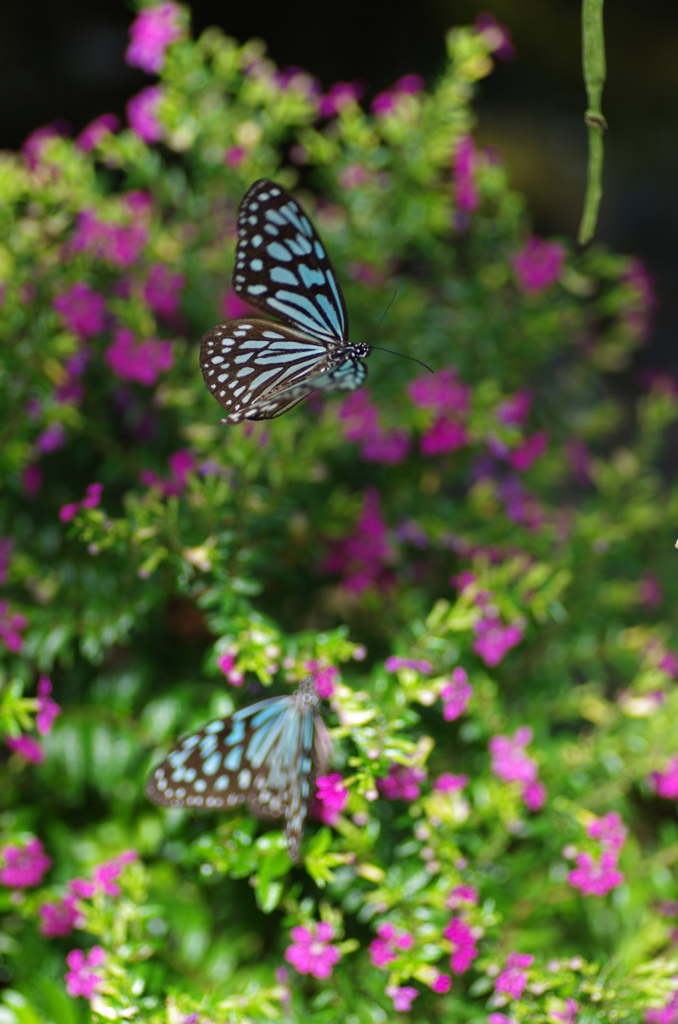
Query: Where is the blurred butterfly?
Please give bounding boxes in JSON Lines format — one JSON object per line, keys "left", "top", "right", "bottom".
{"left": 146, "top": 676, "right": 331, "bottom": 862}
{"left": 200, "top": 178, "right": 371, "bottom": 423}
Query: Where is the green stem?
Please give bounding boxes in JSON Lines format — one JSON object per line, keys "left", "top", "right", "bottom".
{"left": 578, "top": 0, "right": 607, "bottom": 245}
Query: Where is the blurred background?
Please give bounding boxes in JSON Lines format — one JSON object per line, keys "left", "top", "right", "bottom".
{"left": 1, "top": 0, "right": 675, "bottom": 370}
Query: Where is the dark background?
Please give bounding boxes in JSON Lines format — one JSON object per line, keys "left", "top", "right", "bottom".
{"left": 1, "top": 0, "right": 676, "bottom": 369}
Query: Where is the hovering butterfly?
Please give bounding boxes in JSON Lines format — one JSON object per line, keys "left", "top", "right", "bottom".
{"left": 145, "top": 676, "right": 331, "bottom": 862}
{"left": 200, "top": 178, "right": 372, "bottom": 423}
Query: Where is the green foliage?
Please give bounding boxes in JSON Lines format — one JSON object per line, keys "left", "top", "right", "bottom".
{"left": 1, "top": 4, "right": 676, "bottom": 1023}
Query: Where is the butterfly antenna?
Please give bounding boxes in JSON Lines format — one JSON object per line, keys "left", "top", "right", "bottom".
{"left": 369, "top": 288, "right": 434, "bottom": 374}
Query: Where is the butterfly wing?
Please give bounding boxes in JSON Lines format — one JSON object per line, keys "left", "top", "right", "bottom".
{"left": 146, "top": 680, "right": 331, "bottom": 861}
{"left": 232, "top": 179, "right": 349, "bottom": 345}
{"left": 200, "top": 318, "right": 366, "bottom": 423}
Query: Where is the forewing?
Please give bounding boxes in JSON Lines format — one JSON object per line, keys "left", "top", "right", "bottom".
{"left": 232, "top": 179, "right": 348, "bottom": 344}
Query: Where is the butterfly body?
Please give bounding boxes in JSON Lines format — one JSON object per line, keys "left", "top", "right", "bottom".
{"left": 146, "top": 677, "right": 331, "bottom": 861}
{"left": 200, "top": 179, "right": 371, "bottom": 423}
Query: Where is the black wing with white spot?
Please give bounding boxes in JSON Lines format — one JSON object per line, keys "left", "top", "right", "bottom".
{"left": 146, "top": 677, "right": 331, "bottom": 862}
{"left": 232, "top": 178, "right": 349, "bottom": 344}
{"left": 200, "top": 318, "right": 368, "bottom": 423}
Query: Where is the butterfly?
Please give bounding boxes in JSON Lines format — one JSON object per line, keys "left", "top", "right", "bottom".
{"left": 146, "top": 676, "right": 331, "bottom": 862}
{"left": 200, "top": 178, "right": 371, "bottom": 423}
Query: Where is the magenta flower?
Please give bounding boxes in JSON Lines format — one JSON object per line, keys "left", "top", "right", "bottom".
{"left": 39, "top": 894, "right": 85, "bottom": 938}
{"left": 0, "top": 837, "right": 52, "bottom": 888}
{"left": 216, "top": 649, "right": 244, "bottom": 687}
{"left": 36, "top": 675, "right": 61, "bottom": 735}
{"left": 645, "top": 989, "right": 678, "bottom": 1024}
{"left": 421, "top": 417, "right": 468, "bottom": 456}
{"left": 69, "top": 208, "right": 148, "bottom": 268}
{"left": 378, "top": 764, "right": 426, "bottom": 801}
{"left": 440, "top": 667, "right": 473, "bottom": 721}
{"left": 0, "top": 600, "right": 29, "bottom": 653}
{"left": 496, "top": 389, "right": 532, "bottom": 427}
{"left": 76, "top": 114, "right": 120, "bottom": 151}
{"left": 494, "top": 951, "right": 534, "bottom": 999}
{"left": 473, "top": 611, "right": 523, "bottom": 667}
{"left": 92, "top": 850, "right": 138, "bottom": 897}
{"left": 434, "top": 772, "right": 469, "bottom": 793}
{"left": 371, "top": 74, "right": 425, "bottom": 116}
{"left": 220, "top": 287, "right": 254, "bottom": 320}
{"left": 315, "top": 774, "right": 348, "bottom": 824}
{"left": 318, "top": 81, "right": 365, "bottom": 118}
{"left": 386, "top": 986, "right": 419, "bottom": 1012}
{"left": 323, "top": 488, "right": 393, "bottom": 594}
{"left": 446, "top": 884, "right": 479, "bottom": 909}
{"left": 369, "top": 922, "right": 414, "bottom": 968}
{"left": 141, "top": 449, "right": 196, "bottom": 496}
{"left": 59, "top": 482, "right": 104, "bottom": 523}
{"left": 303, "top": 662, "right": 339, "bottom": 698}
{"left": 339, "top": 391, "right": 409, "bottom": 463}
{"left": 224, "top": 145, "right": 246, "bottom": 167}
{"left": 6, "top": 734, "right": 44, "bottom": 763}
{"left": 53, "top": 282, "right": 106, "bottom": 338}
{"left": 284, "top": 921, "right": 342, "bottom": 979}
{"left": 127, "top": 85, "right": 164, "bottom": 143}
{"left": 638, "top": 574, "right": 662, "bottom": 609}
{"left": 431, "top": 972, "right": 452, "bottom": 993}
{"left": 488, "top": 1015, "right": 519, "bottom": 1024}
{"left": 586, "top": 812, "right": 627, "bottom": 851}
{"left": 36, "top": 422, "right": 66, "bottom": 454}
{"left": 65, "top": 946, "right": 107, "bottom": 999}
{"left": 105, "top": 327, "right": 173, "bottom": 386}
{"left": 567, "top": 849, "right": 624, "bottom": 897}
{"left": 507, "top": 430, "right": 548, "bottom": 472}
{"left": 489, "top": 727, "right": 537, "bottom": 785}
{"left": 475, "top": 13, "right": 516, "bottom": 60}
{"left": 522, "top": 779, "right": 547, "bottom": 811}
{"left": 385, "top": 656, "right": 433, "bottom": 674}
{"left": 443, "top": 917, "right": 478, "bottom": 974}
{"left": 126, "top": 1, "right": 184, "bottom": 74}
{"left": 653, "top": 756, "right": 678, "bottom": 799}
{"left": 453, "top": 135, "right": 479, "bottom": 213}
{"left": 408, "top": 367, "right": 470, "bottom": 415}
{"left": 551, "top": 997, "right": 579, "bottom": 1023}
{"left": 512, "top": 237, "right": 565, "bottom": 294}
{"left": 144, "top": 263, "right": 185, "bottom": 318}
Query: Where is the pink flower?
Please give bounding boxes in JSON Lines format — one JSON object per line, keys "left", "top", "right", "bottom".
{"left": 453, "top": 135, "right": 479, "bottom": 213}
{"left": 408, "top": 367, "right": 470, "bottom": 415}
{"left": 224, "top": 145, "right": 246, "bottom": 167}
{"left": 315, "top": 774, "right": 348, "bottom": 825}
{"left": 338, "top": 391, "right": 409, "bottom": 463}
{"left": 552, "top": 997, "right": 579, "bottom": 1023}
{"left": 645, "top": 989, "right": 678, "bottom": 1024}
{"left": 59, "top": 482, "right": 104, "bottom": 523}
{"left": 318, "top": 81, "right": 365, "bottom": 118}
{"left": 6, "top": 734, "right": 45, "bottom": 763}
{"left": 473, "top": 611, "right": 523, "bottom": 667}
{"left": 386, "top": 986, "right": 419, "bottom": 1012}
{"left": 488, "top": 1015, "right": 519, "bottom": 1024}
{"left": 440, "top": 667, "right": 473, "bottom": 721}
{"left": 586, "top": 812, "right": 627, "bottom": 851}
{"left": 446, "top": 884, "right": 479, "bottom": 909}
{"left": 0, "top": 837, "right": 52, "bottom": 888}
{"left": 220, "top": 288, "right": 253, "bottom": 320}
{"left": 91, "top": 850, "right": 138, "bottom": 897}
{"left": 443, "top": 917, "right": 478, "bottom": 974}
{"left": 105, "top": 327, "right": 173, "bottom": 385}
{"left": 378, "top": 764, "right": 426, "bottom": 802}
{"left": 494, "top": 951, "right": 534, "bottom": 999}
{"left": 638, "top": 574, "right": 662, "bottom": 609}
{"left": 216, "top": 649, "right": 243, "bottom": 686}
{"left": 323, "top": 488, "right": 393, "bottom": 594}
{"left": 435, "top": 773, "right": 469, "bottom": 793}
{"left": 522, "top": 779, "right": 547, "bottom": 811}
{"left": 489, "top": 727, "right": 537, "bottom": 785}
{"left": 304, "top": 662, "right": 338, "bottom": 698}
{"left": 653, "top": 756, "right": 678, "bottom": 799}
{"left": 76, "top": 114, "right": 120, "bottom": 151}
{"left": 127, "top": 85, "right": 164, "bottom": 143}
{"left": 140, "top": 449, "right": 196, "bottom": 496}
{"left": 475, "top": 13, "right": 516, "bottom": 60}
{"left": 421, "top": 417, "right": 467, "bottom": 455}
{"left": 369, "top": 923, "right": 414, "bottom": 968}
{"left": 371, "top": 74, "right": 425, "bottom": 116}
{"left": 431, "top": 972, "right": 452, "bottom": 993}
{"left": 497, "top": 389, "right": 532, "bottom": 427}
{"left": 53, "top": 282, "right": 106, "bottom": 338}
{"left": 36, "top": 675, "right": 61, "bottom": 735}
{"left": 0, "top": 601, "right": 29, "bottom": 653}
{"left": 512, "top": 237, "right": 565, "bottom": 294}
{"left": 284, "top": 922, "right": 342, "bottom": 979}
{"left": 567, "top": 849, "right": 624, "bottom": 896}
{"left": 39, "top": 894, "right": 85, "bottom": 938}
{"left": 36, "top": 423, "right": 66, "bottom": 454}
{"left": 65, "top": 946, "right": 106, "bottom": 999}
{"left": 144, "top": 263, "right": 185, "bottom": 318}
{"left": 69, "top": 208, "right": 149, "bottom": 268}
{"left": 384, "top": 656, "right": 433, "bottom": 674}
{"left": 125, "top": 1, "right": 184, "bottom": 74}
{"left": 507, "top": 431, "right": 548, "bottom": 472}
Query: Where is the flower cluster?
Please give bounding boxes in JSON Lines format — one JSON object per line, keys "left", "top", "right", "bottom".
{"left": 489, "top": 726, "right": 546, "bottom": 812}
{"left": 565, "top": 812, "right": 627, "bottom": 897}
